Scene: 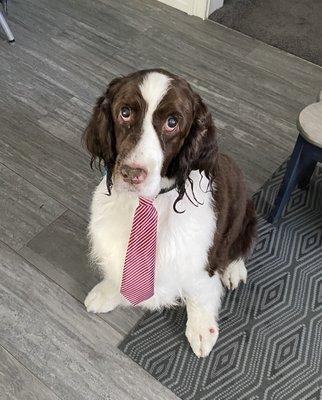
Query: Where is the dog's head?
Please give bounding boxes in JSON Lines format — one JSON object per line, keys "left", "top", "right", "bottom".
{"left": 83, "top": 69, "right": 217, "bottom": 209}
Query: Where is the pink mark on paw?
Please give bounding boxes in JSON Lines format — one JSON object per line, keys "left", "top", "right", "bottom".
{"left": 209, "top": 327, "right": 216, "bottom": 334}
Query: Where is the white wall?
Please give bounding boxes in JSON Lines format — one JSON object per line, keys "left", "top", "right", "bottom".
{"left": 208, "top": 0, "right": 224, "bottom": 15}
{"left": 157, "top": 0, "right": 224, "bottom": 19}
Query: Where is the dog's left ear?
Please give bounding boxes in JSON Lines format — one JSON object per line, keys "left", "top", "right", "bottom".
{"left": 168, "top": 92, "right": 218, "bottom": 197}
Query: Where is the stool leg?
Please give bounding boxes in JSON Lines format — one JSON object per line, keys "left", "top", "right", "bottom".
{"left": 268, "top": 135, "right": 305, "bottom": 223}
{"left": 298, "top": 160, "right": 317, "bottom": 190}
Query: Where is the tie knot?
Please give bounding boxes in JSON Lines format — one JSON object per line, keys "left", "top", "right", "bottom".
{"left": 139, "top": 196, "right": 155, "bottom": 207}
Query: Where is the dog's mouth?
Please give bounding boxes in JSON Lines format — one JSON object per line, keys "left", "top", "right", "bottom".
{"left": 112, "top": 171, "right": 160, "bottom": 198}
{"left": 110, "top": 160, "right": 176, "bottom": 198}
{"left": 117, "top": 178, "right": 143, "bottom": 192}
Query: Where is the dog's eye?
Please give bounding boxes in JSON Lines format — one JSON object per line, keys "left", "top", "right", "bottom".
{"left": 165, "top": 116, "right": 178, "bottom": 132}
{"left": 120, "top": 106, "right": 131, "bottom": 121}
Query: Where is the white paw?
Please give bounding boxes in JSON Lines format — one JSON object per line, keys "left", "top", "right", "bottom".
{"left": 84, "top": 280, "right": 120, "bottom": 313}
{"left": 185, "top": 314, "right": 219, "bottom": 358}
{"left": 221, "top": 259, "right": 247, "bottom": 290}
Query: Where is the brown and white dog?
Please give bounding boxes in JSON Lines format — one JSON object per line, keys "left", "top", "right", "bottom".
{"left": 83, "top": 69, "right": 257, "bottom": 358}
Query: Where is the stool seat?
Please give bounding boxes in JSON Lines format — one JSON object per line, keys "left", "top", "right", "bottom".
{"left": 297, "top": 99, "right": 322, "bottom": 149}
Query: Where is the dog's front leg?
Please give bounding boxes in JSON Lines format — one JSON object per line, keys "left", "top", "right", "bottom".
{"left": 84, "top": 279, "right": 122, "bottom": 314}
{"left": 185, "top": 274, "right": 223, "bottom": 358}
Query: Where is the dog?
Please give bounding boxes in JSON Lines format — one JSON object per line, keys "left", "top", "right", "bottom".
{"left": 83, "top": 69, "right": 257, "bottom": 358}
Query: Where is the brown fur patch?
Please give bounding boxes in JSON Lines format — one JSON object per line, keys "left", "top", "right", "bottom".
{"left": 207, "top": 154, "right": 257, "bottom": 276}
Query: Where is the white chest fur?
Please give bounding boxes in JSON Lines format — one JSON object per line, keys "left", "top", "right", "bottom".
{"left": 88, "top": 170, "right": 217, "bottom": 310}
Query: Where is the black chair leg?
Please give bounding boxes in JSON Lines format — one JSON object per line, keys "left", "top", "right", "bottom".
{"left": 268, "top": 135, "right": 306, "bottom": 223}
{"left": 298, "top": 160, "right": 317, "bottom": 190}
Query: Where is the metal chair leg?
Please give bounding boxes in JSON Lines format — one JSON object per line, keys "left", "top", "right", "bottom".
{"left": 0, "top": 0, "right": 14, "bottom": 43}
{"left": 0, "top": 10, "right": 14, "bottom": 42}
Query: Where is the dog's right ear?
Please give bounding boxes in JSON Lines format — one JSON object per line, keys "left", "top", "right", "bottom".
{"left": 83, "top": 77, "right": 122, "bottom": 169}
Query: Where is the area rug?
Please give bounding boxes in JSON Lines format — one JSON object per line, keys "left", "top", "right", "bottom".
{"left": 209, "top": 0, "right": 322, "bottom": 67}
{"left": 119, "top": 161, "right": 322, "bottom": 400}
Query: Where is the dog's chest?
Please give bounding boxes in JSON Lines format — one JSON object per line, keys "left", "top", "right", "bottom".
{"left": 90, "top": 175, "right": 216, "bottom": 308}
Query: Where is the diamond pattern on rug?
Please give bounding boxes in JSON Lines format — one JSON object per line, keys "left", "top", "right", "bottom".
{"left": 119, "top": 162, "right": 322, "bottom": 400}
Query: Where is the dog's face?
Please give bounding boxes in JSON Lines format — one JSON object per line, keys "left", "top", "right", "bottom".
{"left": 84, "top": 69, "right": 217, "bottom": 202}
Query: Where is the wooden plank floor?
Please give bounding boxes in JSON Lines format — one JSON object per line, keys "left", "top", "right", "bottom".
{"left": 0, "top": 0, "right": 321, "bottom": 398}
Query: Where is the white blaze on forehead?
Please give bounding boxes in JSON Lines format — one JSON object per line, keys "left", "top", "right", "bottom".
{"left": 124, "top": 72, "right": 171, "bottom": 197}
{"left": 139, "top": 72, "right": 171, "bottom": 114}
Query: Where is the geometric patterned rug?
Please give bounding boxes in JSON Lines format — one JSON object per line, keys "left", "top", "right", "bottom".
{"left": 119, "top": 162, "right": 322, "bottom": 400}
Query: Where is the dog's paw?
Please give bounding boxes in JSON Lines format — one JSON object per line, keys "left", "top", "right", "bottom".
{"left": 221, "top": 259, "right": 247, "bottom": 290}
{"left": 185, "top": 315, "right": 219, "bottom": 358}
{"left": 84, "top": 280, "right": 120, "bottom": 314}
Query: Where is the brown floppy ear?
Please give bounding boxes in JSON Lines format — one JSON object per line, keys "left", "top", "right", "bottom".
{"left": 168, "top": 92, "right": 218, "bottom": 211}
{"left": 188, "top": 92, "right": 218, "bottom": 173}
{"left": 83, "top": 95, "right": 114, "bottom": 168}
{"left": 83, "top": 77, "right": 121, "bottom": 193}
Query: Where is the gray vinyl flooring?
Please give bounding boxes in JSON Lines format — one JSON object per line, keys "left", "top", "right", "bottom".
{"left": 0, "top": 0, "right": 322, "bottom": 399}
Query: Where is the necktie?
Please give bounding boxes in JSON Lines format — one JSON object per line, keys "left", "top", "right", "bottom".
{"left": 120, "top": 197, "right": 158, "bottom": 305}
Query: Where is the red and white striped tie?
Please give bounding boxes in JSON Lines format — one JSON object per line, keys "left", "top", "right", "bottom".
{"left": 120, "top": 196, "right": 158, "bottom": 305}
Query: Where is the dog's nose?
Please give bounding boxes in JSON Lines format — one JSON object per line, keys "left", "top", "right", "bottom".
{"left": 121, "top": 164, "right": 147, "bottom": 184}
